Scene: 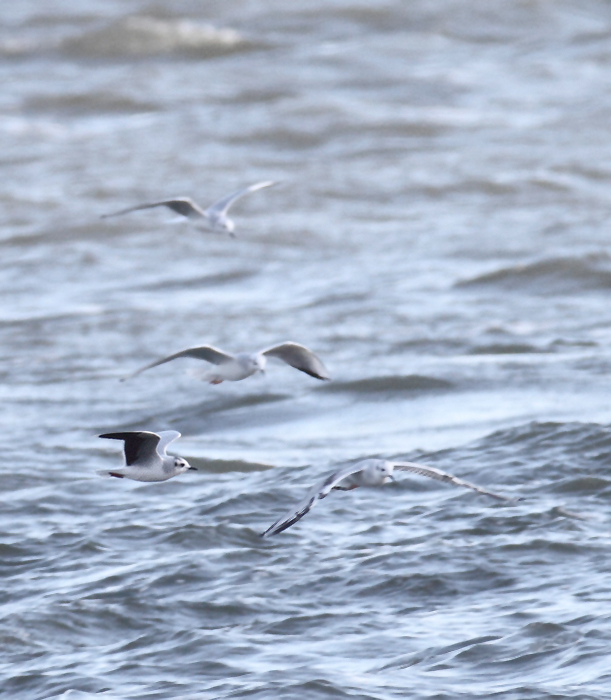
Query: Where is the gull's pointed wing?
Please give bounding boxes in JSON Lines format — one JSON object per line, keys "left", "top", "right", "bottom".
{"left": 156, "top": 430, "right": 182, "bottom": 457}
{"left": 261, "top": 342, "right": 330, "bottom": 380}
{"left": 99, "top": 431, "right": 162, "bottom": 466}
{"left": 205, "top": 181, "right": 276, "bottom": 217}
{"left": 123, "top": 345, "right": 234, "bottom": 380}
{"left": 261, "top": 463, "right": 364, "bottom": 537}
{"left": 391, "top": 461, "right": 516, "bottom": 502}
{"left": 101, "top": 198, "right": 206, "bottom": 220}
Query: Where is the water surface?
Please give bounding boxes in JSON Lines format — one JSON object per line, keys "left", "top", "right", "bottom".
{"left": 2, "top": 1, "right": 611, "bottom": 698}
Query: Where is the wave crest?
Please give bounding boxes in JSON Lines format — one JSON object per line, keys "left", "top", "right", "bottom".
{"left": 61, "top": 16, "right": 256, "bottom": 59}
{"left": 457, "top": 255, "right": 611, "bottom": 294}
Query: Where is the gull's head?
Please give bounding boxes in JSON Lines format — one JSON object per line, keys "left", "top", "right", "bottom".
{"left": 375, "top": 461, "right": 395, "bottom": 485}
{"left": 207, "top": 213, "right": 235, "bottom": 237}
{"left": 214, "top": 216, "right": 235, "bottom": 236}
{"left": 174, "top": 457, "right": 196, "bottom": 473}
{"left": 253, "top": 354, "right": 267, "bottom": 374}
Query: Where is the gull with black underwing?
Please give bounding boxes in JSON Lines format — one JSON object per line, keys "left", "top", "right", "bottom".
{"left": 261, "top": 459, "right": 518, "bottom": 537}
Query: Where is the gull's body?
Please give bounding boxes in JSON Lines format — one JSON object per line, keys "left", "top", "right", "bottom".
{"left": 101, "top": 181, "right": 275, "bottom": 235}
{"left": 98, "top": 430, "right": 196, "bottom": 482}
{"left": 124, "top": 342, "right": 330, "bottom": 385}
{"left": 261, "top": 458, "right": 516, "bottom": 537}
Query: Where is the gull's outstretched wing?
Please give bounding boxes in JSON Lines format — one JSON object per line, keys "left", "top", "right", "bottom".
{"left": 156, "top": 430, "right": 182, "bottom": 457}
{"left": 124, "top": 345, "right": 234, "bottom": 380}
{"left": 101, "top": 198, "right": 206, "bottom": 220}
{"left": 261, "top": 342, "right": 330, "bottom": 380}
{"left": 99, "top": 431, "right": 162, "bottom": 466}
{"left": 391, "top": 461, "right": 516, "bottom": 502}
{"left": 261, "top": 463, "right": 363, "bottom": 537}
{"left": 205, "top": 181, "right": 276, "bottom": 217}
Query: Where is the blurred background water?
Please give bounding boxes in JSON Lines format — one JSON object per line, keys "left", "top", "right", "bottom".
{"left": 2, "top": 1, "right": 611, "bottom": 698}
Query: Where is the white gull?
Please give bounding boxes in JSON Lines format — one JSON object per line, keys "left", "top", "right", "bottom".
{"left": 101, "top": 180, "right": 276, "bottom": 236}
{"left": 98, "top": 430, "right": 196, "bottom": 482}
{"left": 124, "top": 341, "right": 330, "bottom": 384}
{"left": 261, "top": 458, "right": 517, "bottom": 537}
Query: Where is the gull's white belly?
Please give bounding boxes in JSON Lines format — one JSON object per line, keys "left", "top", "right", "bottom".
{"left": 122, "top": 465, "right": 171, "bottom": 482}
{"left": 215, "top": 361, "right": 257, "bottom": 382}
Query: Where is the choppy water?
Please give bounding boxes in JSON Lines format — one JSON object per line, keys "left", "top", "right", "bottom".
{"left": 3, "top": 1, "right": 611, "bottom": 698}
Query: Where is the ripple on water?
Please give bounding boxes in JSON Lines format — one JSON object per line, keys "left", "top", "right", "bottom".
{"left": 456, "top": 255, "right": 611, "bottom": 295}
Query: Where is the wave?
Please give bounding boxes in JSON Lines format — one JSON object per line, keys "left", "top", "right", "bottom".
{"left": 321, "top": 374, "right": 453, "bottom": 394}
{"left": 186, "top": 457, "right": 273, "bottom": 473}
{"left": 0, "top": 37, "right": 38, "bottom": 58}
{"left": 434, "top": 420, "right": 611, "bottom": 499}
{"left": 25, "top": 92, "right": 159, "bottom": 116}
{"left": 59, "top": 16, "right": 262, "bottom": 59}
{"left": 468, "top": 342, "right": 545, "bottom": 355}
{"left": 135, "top": 269, "right": 258, "bottom": 292}
{"left": 469, "top": 420, "right": 611, "bottom": 454}
{"left": 124, "top": 392, "right": 291, "bottom": 432}
{"left": 456, "top": 255, "right": 611, "bottom": 294}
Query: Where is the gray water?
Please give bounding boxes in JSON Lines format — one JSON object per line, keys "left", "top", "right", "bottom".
{"left": 2, "top": 1, "right": 611, "bottom": 698}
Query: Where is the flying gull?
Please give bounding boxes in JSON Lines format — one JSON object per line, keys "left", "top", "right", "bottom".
{"left": 98, "top": 430, "right": 196, "bottom": 482}
{"left": 123, "top": 342, "right": 330, "bottom": 384}
{"left": 261, "top": 458, "right": 517, "bottom": 537}
{"left": 101, "top": 181, "right": 275, "bottom": 236}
